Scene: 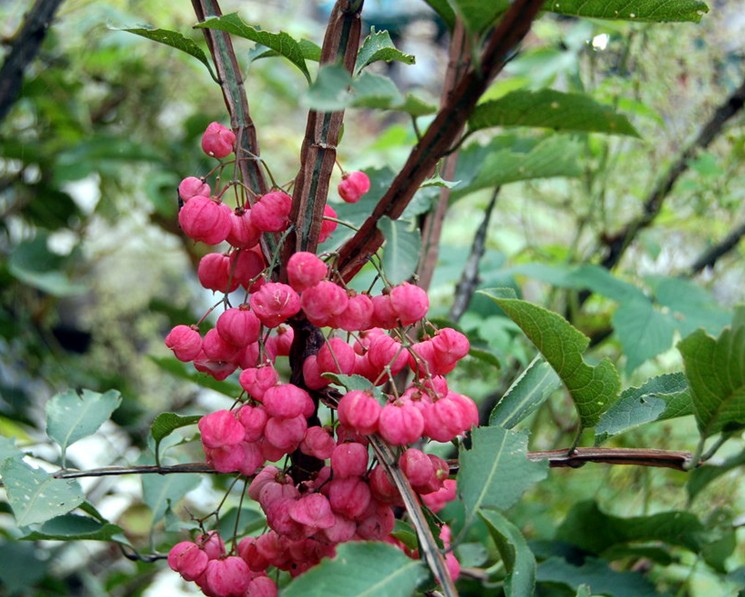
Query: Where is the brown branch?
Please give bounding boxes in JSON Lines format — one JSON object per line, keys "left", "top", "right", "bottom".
{"left": 191, "top": 0, "right": 267, "bottom": 197}
{"left": 52, "top": 463, "right": 218, "bottom": 479}
{"left": 689, "top": 220, "right": 745, "bottom": 275}
{"left": 0, "top": 0, "right": 66, "bottom": 123}
{"left": 335, "top": 0, "right": 545, "bottom": 283}
{"left": 600, "top": 74, "right": 745, "bottom": 271}
{"left": 283, "top": 0, "right": 363, "bottom": 261}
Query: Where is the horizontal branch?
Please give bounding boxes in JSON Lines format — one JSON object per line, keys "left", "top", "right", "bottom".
{"left": 689, "top": 219, "right": 745, "bottom": 275}
{"left": 53, "top": 463, "right": 217, "bottom": 479}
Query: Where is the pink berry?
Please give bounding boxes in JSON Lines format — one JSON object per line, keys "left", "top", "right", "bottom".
{"left": 338, "top": 171, "right": 371, "bottom": 203}
{"left": 239, "top": 363, "right": 278, "bottom": 400}
{"left": 250, "top": 282, "right": 301, "bottom": 328}
{"left": 356, "top": 501, "right": 395, "bottom": 540}
{"left": 202, "top": 328, "right": 240, "bottom": 362}
{"left": 302, "top": 355, "right": 330, "bottom": 390}
{"left": 389, "top": 282, "right": 429, "bottom": 326}
{"left": 289, "top": 493, "right": 336, "bottom": 530}
{"left": 265, "top": 324, "right": 294, "bottom": 359}
{"left": 199, "top": 410, "right": 245, "bottom": 449}
{"left": 193, "top": 352, "right": 238, "bottom": 380}
{"left": 246, "top": 576, "right": 278, "bottom": 597}
{"left": 262, "top": 383, "right": 314, "bottom": 419}
{"left": 178, "top": 176, "right": 210, "bottom": 201}
{"left": 236, "top": 404, "right": 268, "bottom": 442}
{"left": 328, "top": 477, "right": 371, "bottom": 519}
{"left": 371, "top": 293, "right": 398, "bottom": 329}
{"left": 330, "top": 442, "right": 369, "bottom": 479}
{"left": 337, "top": 390, "right": 382, "bottom": 435}
{"left": 287, "top": 251, "right": 327, "bottom": 292}
{"left": 178, "top": 195, "right": 232, "bottom": 245}
{"left": 301, "top": 281, "right": 348, "bottom": 327}
{"left": 421, "top": 478, "right": 457, "bottom": 513}
{"left": 316, "top": 337, "right": 356, "bottom": 376}
{"left": 247, "top": 466, "right": 280, "bottom": 501}
{"left": 197, "top": 531, "right": 226, "bottom": 560}
{"left": 201, "top": 122, "right": 236, "bottom": 159}
{"left": 202, "top": 556, "right": 251, "bottom": 597}
{"left": 300, "top": 426, "right": 336, "bottom": 460}
{"left": 164, "top": 324, "right": 202, "bottom": 362}
{"left": 230, "top": 247, "right": 266, "bottom": 290}
{"left": 323, "top": 513, "right": 357, "bottom": 543}
{"left": 263, "top": 414, "right": 308, "bottom": 452}
{"left": 216, "top": 305, "right": 260, "bottom": 347}
{"left": 319, "top": 204, "right": 338, "bottom": 243}
{"left": 369, "top": 465, "right": 402, "bottom": 505}
{"left": 198, "top": 253, "right": 238, "bottom": 293}
{"left": 206, "top": 441, "right": 264, "bottom": 475}
{"left": 167, "top": 541, "right": 208, "bottom": 581}
{"left": 227, "top": 207, "right": 261, "bottom": 249}
{"left": 432, "top": 327, "right": 470, "bottom": 369}
{"left": 399, "top": 448, "right": 437, "bottom": 491}
{"left": 334, "top": 292, "right": 374, "bottom": 332}
{"left": 367, "top": 333, "right": 409, "bottom": 376}
{"left": 251, "top": 191, "right": 292, "bottom": 233}
{"left": 378, "top": 401, "right": 425, "bottom": 446}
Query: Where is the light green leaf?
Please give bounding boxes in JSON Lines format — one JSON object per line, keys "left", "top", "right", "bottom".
{"left": 21, "top": 514, "right": 129, "bottom": 544}
{"left": 612, "top": 299, "right": 678, "bottom": 372}
{"left": 303, "top": 64, "right": 353, "bottom": 112}
{"left": 648, "top": 275, "right": 730, "bottom": 337}
{"left": 545, "top": 0, "right": 709, "bottom": 23}
{"left": 282, "top": 541, "right": 427, "bottom": 597}
{"left": 351, "top": 71, "right": 405, "bottom": 109}
{"left": 0, "top": 437, "right": 24, "bottom": 463}
{"left": 687, "top": 447, "right": 745, "bottom": 500}
{"left": 195, "top": 14, "right": 311, "bottom": 82}
{"left": 575, "top": 585, "right": 593, "bottom": 597}
{"left": 115, "top": 26, "right": 217, "bottom": 80}
{"left": 452, "top": 135, "right": 582, "bottom": 200}
{"left": 142, "top": 472, "right": 200, "bottom": 525}
{"left": 397, "top": 93, "right": 438, "bottom": 117}
{"left": 450, "top": 0, "right": 506, "bottom": 34}
{"left": 420, "top": 174, "right": 460, "bottom": 189}
{"left": 0, "top": 459, "right": 84, "bottom": 527}
{"left": 480, "top": 509, "right": 536, "bottom": 597}
{"left": 378, "top": 216, "right": 422, "bottom": 285}
{"left": 149, "top": 356, "right": 241, "bottom": 396}
{"left": 595, "top": 373, "right": 692, "bottom": 443}
{"left": 422, "top": 0, "right": 456, "bottom": 30}
{"left": 46, "top": 389, "right": 122, "bottom": 465}
{"left": 355, "top": 28, "right": 415, "bottom": 74}
{"left": 490, "top": 356, "right": 561, "bottom": 429}
{"left": 150, "top": 412, "right": 201, "bottom": 464}
{"left": 678, "top": 307, "right": 745, "bottom": 438}
{"left": 482, "top": 292, "right": 621, "bottom": 428}
{"left": 459, "top": 426, "right": 547, "bottom": 523}
{"left": 8, "top": 235, "right": 87, "bottom": 297}
{"left": 469, "top": 89, "right": 639, "bottom": 136}
{"left": 537, "top": 557, "right": 658, "bottom": 597}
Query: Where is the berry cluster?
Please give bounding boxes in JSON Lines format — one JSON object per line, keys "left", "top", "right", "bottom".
{"left": 164, "top": 122, "right": 477, "bottom": 595}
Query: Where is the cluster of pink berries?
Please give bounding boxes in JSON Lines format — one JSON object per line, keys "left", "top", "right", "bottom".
{"left": 164, "top": 122, "right": 477, "bottom": 595}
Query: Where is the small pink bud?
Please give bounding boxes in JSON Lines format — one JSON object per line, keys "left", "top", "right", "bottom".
{"left": 287, "top": 251, "right": 327, "bottom": 292}
{"left": 201, "top": 122, "right": 236, "bottom": 158}
{"left": 164, "top": 324, "right": 202, "bottom": 362}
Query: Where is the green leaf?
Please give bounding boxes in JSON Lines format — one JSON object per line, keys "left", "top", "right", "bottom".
{"left": 195, "top": 14, "right": 311, "bottom": 82}
{"left": 545, "top": 0, "right": 709, "bottom": 23}
{"left": 351, "top": 71, "right": 405, "bottom": 109}
{"left": 150, "top": 412, "right": 201, "bottom": 463}
{"left": 422, "top": 0, "right": 456, "bottom": 30}
{"left": 575, "top": 585, "right": 593, "bottom": 597}
{"left": 149, "top": 356, "right": 241, "bottom": 397}
{"left": 450, "top": 0, "right": 506, "bottom": 34}
{"left": 0, "top": 437, "right": 24, "bottom": 463}
{"left": 115, "top": 26, "right": 217, "bottom": 80}
{"left": 282, "top": 541, "right": 427, "bottom": 597}
{"left": 468, "top": 347, "right": 501, "bottom": 369}
{"left": 355, "top": 28, "right": 415, "bottom": 74}
{"left": 378, "top": 216, "right": 422, "bottom": 285}
{"left": 0, "top": 459, "right": 84, "bottom": 527}
{"left": 612, "top": 299, "right": 678, "bottom": 372}
{"left": 0, "top": 541, "right": 47, "bottom": 594}
{"left": 397, "top": 93, "right": 438, "bottom": 117}
{"left": 687, "top": 447, "right": 745, "bottom": 500}
{"left": 480, "top": 509, "right": 536, "bottom": 597}
{"left": 469, "top": 89, "right": 639, "bottom": 137}
{"left": 537, "top": 557, "right": 658, "bottom": 597}
{"left": 458, "top": 427, "right": 547, "bottom": 523}
{"left": 453, "top": 135, "right": 582, "bottom": 200}
{"left": 141, "top": 472, "right": 200, "bottom": 525}
{"left": 248, "top": 38, "right": 321, "bottom": 64}
{"left": 595, "top": 373, "right": 692, "bottom": 443}
{"left": 21, "top": 514, "right": 129, "bottom": 544}
{"left": 46, "top": 389, "right": 122, "bottom": 465}
{"left": 304, "top": 64, "right": 353, "bottom": 112}
{"left": 678, "top": 307, "right": 745, "bottom": 438}
{"left": 8, "top": 235, "right": 87, "bottom": 297}
{"left": 490, "top": 356, "right": 561, "bottom": 429}
{"left": 482, "top": 292, "right": 621, "bottom": 428}
{"left": 648, "top": 275, "right": 730, "bottom": 337}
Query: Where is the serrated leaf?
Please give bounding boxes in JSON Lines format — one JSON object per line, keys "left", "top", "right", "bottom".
{"left": 151, "top": 412, "right": 201, "bottom": 444}
{"left": 546, "top": 0, "right": 709, "bottom": 23}
{"left": 480, "top": 509, "right": 536, "bottom": 597}
{"left": 537, "top": 557, "right": 658, "bottom": 597}
{"left": 453, "top": 135, "right": 582, "bottom": 200}
{"left": 282, "top": 541, "right": 427, "bottom": 597}
{"left": 420, "top": 174, "right": 460, "bottom": 189}
{"left": 490, "top": 356, "right": 561, "bottom": 429}
{"left": 46, "top": 389, "right": 122, "bottom": 465}
{"left": 378, "top": 216, "right": 421, "bottom": 285}
{"left": 595, "top": 373, "right": 692, "bottom": 443}
{"left": 458, "top": 426, "right": 547, "bottom": 523}
{"left": 678, "top": 307, "right": 745, "bottom": 438}
{"left": 482, "top": 292, "right": 621, "bottom": 428}
{"left": 141, "top": 472, "right": 200, "bottom": 525}
{"left": 355, "top": 28, "right": 415, "bottom": 74}
{"left": 687, "top": 448, "right": 745, "bottom": 500}
{"left": 195, "top": 14, "right": 310, "bottom": 82}
{"left": 21, "top": 514, "right": 129, "bottom": 544}
{"left": 248, "top": 38, "right": 321, "bottom": 64}
{"left": 115, "top": 26, "right": 216, "bottom": 81}
{"left": 469, "top": 89, "right": 639, "bottom": 137}
{"left": 0, "top": 459, "right": 84, "bottom": 527}
{"left": 149, "top": 356, "right": 241, "bottom": 396}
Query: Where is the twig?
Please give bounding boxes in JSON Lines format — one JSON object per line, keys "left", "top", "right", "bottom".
{"left": 599, "top": 74, "right": 745, "bottom": 271}
{"left": 448, "top": 187, "right": 499, "bottom": 322}
{"left": 368, "top": 435, "right": 457, "bottom": 597}
{"left": 335, "top": 0, "right": 546, "bottom": 283}
{"left": 52, "top": 463, "right": 217, "bottom": 479}
{"left": 688, "top": 220, "right": 745, "bottom": 275}
{"left": 0, "top": 0, "right": 66, "bottom": 122}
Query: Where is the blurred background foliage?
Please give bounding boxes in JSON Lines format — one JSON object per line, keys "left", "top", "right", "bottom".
{"left": 1, "top": 0, "right": 744, "bottom": 595}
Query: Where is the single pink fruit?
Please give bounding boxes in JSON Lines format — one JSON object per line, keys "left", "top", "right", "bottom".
{"left": 202, "top": 556, "right": 251, "bottom": 597}
{"left": 197, "top": 530, "right": 225, "bottom": 560}
{"left": 236, "top": 404, "right": 268, "bottom": 442}
{"left": 337, "top": 390, "right": 381, "bottom": 435}
{"left": 330, "top": 442, "right": 369, "bottom": 479}
{"left": 328, "top": 477, "right": 372, "bottom": 520}
{"left": 250, "top": 282, "right": 301, "bottom": 328}
{"left": 263, "top": 414, "right": 308, "bottom": 452}
{"left": 262, "top": 383, "right": 314, "bottom": 419}
{"left": 178, "top": 176, "right": 210, "bottom": 201}
{"left": 198, "top": 253, "right": 237, "bottom": 293}
{"left": 216, "top": 305, "right": 260, "bottom": 348}
{"left": 370, "top": 293, "right": 398, "bottom": 329}
{"left": 227, "top": 207, "right": 261, "bottom": 249}
{"left": 246, "top": 576, "right": 278, "bottom": 597}
{"left": 356, "top": 501, "right": 395, "bottom": 540}
{"left": 201, "top": 122, "right": 236, "bottom": 158}
{"left": 319, "top": 204, "right": 338, "bottom": 243}
{"left": 178, "top": 195, "right": 232, "bottom": 245}
{"left": 338, "top": 171, "right": 371, "bottom": 203}
{"left": 301, "top": 280, "right": 349, "bottom": 327}
{"left": 369, "top": 464, "right": 402, "bottom": 505}
{"left": 300, "top": 426, "right": 336, "bottom": 460}
{"left": 265, "top": 324, "right": 293, "bottom": 359}
{"left": 199, "top": 410, "right": 244, "bottom": 449}
{"left": 230, "top": 247, "right": 266, "bottom": 290}
{"left": 389, "top": 282, "right": 429, "bottom": 326}
{"left": 378, "top": 401, "right": 425, "bottom": 446}
{"left": 316, "top": 337, "right": 356, "bottom": 376}
{"left": 167, "top": 541, "right": 208, "bottom": 581}
{"left": 202, "top": 328, "right": 240, "bottom": 362}
{"left": 302, "top": 355, "right": 330, "bottom": 390}
{"left": 251, "top": 191, "right": 292, "bottom": 233}
{"left": 289, "top": 493, "right": 336, "bottom": 530}
{"left": 287, "top": 251, "right": 327, "bottom": 292}
{"left": 333, "top": 292, "right": 374, "bottom": 332}
{"left": 239, "top": 363, "right": 278, "bottom": 400}
{"left": 421, "top": 478, "right": 457, "bottom": 513}
{"left": 164, "top": 324, "right": 202, "bottom": 362}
